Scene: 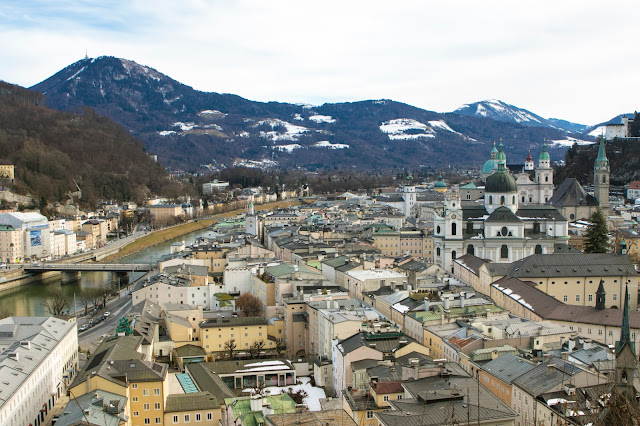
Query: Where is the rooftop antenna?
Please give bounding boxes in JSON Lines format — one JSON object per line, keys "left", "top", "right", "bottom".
{"left": 84, "top": 49, "right": 88, "bottom": 60}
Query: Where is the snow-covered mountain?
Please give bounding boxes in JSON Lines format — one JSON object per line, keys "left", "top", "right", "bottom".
{"left": 28, "top": 57, "right": 582, "bottom": 170}
{"left": 454, "top": 99, "right": 589, "bottom": 134}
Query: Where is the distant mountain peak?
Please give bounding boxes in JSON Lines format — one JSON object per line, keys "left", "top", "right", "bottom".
{"left": 454, "top": 99, "right": 588, "bottom": 134}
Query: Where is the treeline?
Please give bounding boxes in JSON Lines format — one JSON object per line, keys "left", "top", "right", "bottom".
{"left": 0, "top": 82, "right": 179, "bottom": 207}
{"left": 557, "top": 136, "right": 640, "bottom": 185}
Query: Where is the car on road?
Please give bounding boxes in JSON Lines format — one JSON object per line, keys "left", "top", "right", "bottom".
{"left": 104, "top": 311, "right": 111, "bottom": 317}
{"left": 79, "top": 324, "right": 88, "bottom": 332}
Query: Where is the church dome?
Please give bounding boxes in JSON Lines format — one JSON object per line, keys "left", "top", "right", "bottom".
{"left": 434, "top": 175, "right": 447, "bottom": 192}
{"left": 485, "top": 168, "right": 517, "bottom": 193}
{"left": 539, "top": 143, "right": 550, "bottom": 161}
{"left": 481, "top": 159, "right": 496, "bottom": 175}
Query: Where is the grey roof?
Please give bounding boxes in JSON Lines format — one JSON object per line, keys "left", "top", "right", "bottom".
{"left": 454, "top": 254, "right": 489, "bottom": 275}
{"left": 490, "top": 253, "right": 637, "bottom": 278}
{"left": 481, "top": 354, "right": 536, "bottom": 384}
{"left": 55, "top": 390, "right": 127, "bottom": 426}
{"left": 200, "top": 317, "right": 268, "bottom": 328}
{"left": 516, "top": 205, "right": 568, "bottom": 221}
{"left": 337, "top": 332, "right": 415, "bottom": 355}
{"left": 462, "top": 203, "right": 489, "bottom": 220}
{"left": 569, "top": 346, "right": 610, "bottom": 366}
{"left": 486, "top": 206, "right": 522, "bottom": 223}
{"left": 512, "top": 356, "right": 584, "bottom": 396}
{"left": 377, "top": 401, "right": 516, "bottom": 426}
{"left": 165, "top": 392, "right": 220, "bottom": 412}
{"left": 185, "top": 363, "right": 235, "bottom": 399}
{"left": 351, "top": 359, "right": 381, "bottom": 372}
{"left": 549, "top": 178, "right": 599, "bottom": 208}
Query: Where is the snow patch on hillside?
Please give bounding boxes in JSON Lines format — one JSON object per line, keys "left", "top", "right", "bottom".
{"left": 309, "top": 115, "right": 336, "bottom": 124}
{"left": 380, "top": 119, "right": 436, "bottom": 140}
{"left": 233, "top": 158, "right": 278, "bottom": 169}
{"left": 313, "top": 141, "right": 349, "bottom": 149}
{"left": 548, "top": 137, "right": 595, "bottom": 148}
{"left": 275, "top": 144, "right": 302, "bottom": 152}
{"left": 158, "top": 130, "right": 176, "bottom": 136}
{"left": 173, "top": 122, "right": 196, "bottom": 131}
{"left": 198, "top": 110, "right": 226, "bottom": 117}
{"left": 293, "top": 113, "right": 304, "bottom": 121}
{"left": 256, "top": 119, "right": 309, "bottom": 141}
{"left": 588, "top": 126, "right": 607, "bottom": 137}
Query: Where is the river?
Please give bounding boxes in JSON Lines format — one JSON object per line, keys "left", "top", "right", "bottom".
{"left": 0, "top": 227, "right": 213, "bottom": 317}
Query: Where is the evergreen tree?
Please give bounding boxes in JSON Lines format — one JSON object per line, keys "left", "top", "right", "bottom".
{"left": 585, "top": 208, "right": 609, "bottom": 253}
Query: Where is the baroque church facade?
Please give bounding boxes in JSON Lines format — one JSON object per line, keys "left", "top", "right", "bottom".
{"left": 433, "top": 145, "right": 569, "bottom": 271}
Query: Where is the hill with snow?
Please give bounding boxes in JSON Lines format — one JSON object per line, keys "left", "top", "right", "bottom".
{"left": 30, "top": 57, "right": 583, "bottom": 171}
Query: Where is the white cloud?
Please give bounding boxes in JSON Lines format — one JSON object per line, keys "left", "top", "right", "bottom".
{"left": 0, "top": 1, "right": 639, "bottom": 125}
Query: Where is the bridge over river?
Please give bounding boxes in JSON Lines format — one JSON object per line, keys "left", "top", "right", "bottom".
{"left": 23, "top": 263, "right": 154, "bottom": 272}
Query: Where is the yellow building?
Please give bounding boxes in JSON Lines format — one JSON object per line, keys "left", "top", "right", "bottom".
{"left": 370, "top": 380, "right": 405, "bottom": 408}
{"left": 70, "top": 359, "right": 169, "bottom": 425}
{"left": 163, "top": 392, "right": 221, "bottom": 425}
{"left": 372, "top": 228, "right": 430, "bottom": 259}
{"left": 200, "top": 317, "right": 275, "bottom": 358}
{"left": 0, "top": 225, "right": 23, "bottom": 263}
{"left": 0, "top": 162, "right": 14, "bottom": 181}
{"left": 149, "top": 204, "right": 183, "bottom": 223}
{"left": 190, "top": 245, "right": 226, "bottom": 274}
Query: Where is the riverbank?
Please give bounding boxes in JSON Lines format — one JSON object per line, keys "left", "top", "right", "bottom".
{"left": 104, "top": 199, "right": 301, "bottom": 262}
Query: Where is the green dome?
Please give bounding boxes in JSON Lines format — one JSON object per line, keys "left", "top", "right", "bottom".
{"left": 539, "top": 143, "right": 550, "bottom": 161}
{"left": 485, "top": 169, "right": 517, "bottom": 193}
{"left": 434, "top": 175, "right": 446, "bottom": 188}
{"left": 482, "top": 159, "right": 496, "bottom": 174}
{"left": 495, "top": 143, "right": 507, "bottom": 163}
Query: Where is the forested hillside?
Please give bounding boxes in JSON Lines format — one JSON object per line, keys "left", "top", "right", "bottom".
{"left": 0, "top": 82, "right": 179, "bottom": 207}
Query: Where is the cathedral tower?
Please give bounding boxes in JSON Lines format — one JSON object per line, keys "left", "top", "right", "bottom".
{"left": 593, "top": 137, "right": 610, "bottom": 210}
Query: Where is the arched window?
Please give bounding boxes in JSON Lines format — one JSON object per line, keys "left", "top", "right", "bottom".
{"left": 467, "top": 245, "right": 475, "bottom": 255}
{"left": 522, "top": 196, "right": 525, "bottom": 202}
{"left": 452, "top": 250, "right": 457, "bottom": 260}
{"left": 436, "top": 247, "right": 441, "bottom": 257}
{"left": 535, "top": 244, "right": 542, "bottom": 255}
{"left": 500, "top": 244, "right": 509, "bottom": 259}
{"left": 452, "top": 223, "right": 457, "bottom": 236}
{"left": 533, "top": 222, "right": 540, "bottom": 233}
{"left": 500, "top": 196, "right": 505, "bottom": 205}
{"left": 603, "top": 175, "right": 607, "bottom": 183}
{"left": 501, "top": 226, "right": 508, "bottom": 236}
{"left": 512, "top": 196, "right": 516, "bottom": 204}
{"left": 489, "top": 196, "right": 493, "bottom": 204}
{"left": 545, "top": 176, "right": 549, "bottom": 182}
{"left": 466, "top": 194, "right": 471, "bottom": 200}
{"left": 436, "top": 226, "right": 441, "bottom": 234}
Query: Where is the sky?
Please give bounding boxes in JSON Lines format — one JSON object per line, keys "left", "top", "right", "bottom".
{"left": 0, "top": 1, "right": 638, "bottom": 125}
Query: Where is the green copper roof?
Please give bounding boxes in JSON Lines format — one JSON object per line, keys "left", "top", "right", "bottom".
{"left": 495, "top": 143, "right": 507, "bottom": 163}
{"left": 491, "top": 143, "right": 498, "bottom": 154}
{"left": 482, "top": 159, "right": 496, "bottom": 174}
{"left": 616, "top": 285, "right": 635, "bottom": 354}
{"left": 434, "top": 175, "right": 446, "bottom": 188}
{"left": 538, "top": 143, "right": 550, "bottom": 161}
{"left": 485, "top": 162, "right": 517, "bottom": 193}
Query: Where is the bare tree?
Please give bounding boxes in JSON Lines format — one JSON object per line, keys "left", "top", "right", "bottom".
{"left": 235, "top": 292, "right": 264, "bottom": 318}
{"left": 248, "top": 340, "right": 265, "bottom": 358}
{"left": 275, "top": 338, "right": 287, "bottom": 356}
{"left": 224, "top": 339, "right": 237, "bottom": 360}
{"left": 43, "top": 291, "right": 70, "bottom": 316}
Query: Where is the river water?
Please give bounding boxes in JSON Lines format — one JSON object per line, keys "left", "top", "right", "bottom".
{"left": 0, "top": 227, "right": 212, "bottom": 317}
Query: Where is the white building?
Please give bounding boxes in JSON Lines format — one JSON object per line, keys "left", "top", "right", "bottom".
{"left": 0, "top": 212, "right": 51, "bottom": 260}
{"left": 0, "top": 317, "right": 78, "bottom": 426}
{"left": 202, "top": 180, "right": 229, "bottom": 196}
{"left": 131, "top": 278, "right": 215, "bottom": 310}
{"left": 433, "top": 154, "right": 568, "bottom": 272}
{"left": 343, "top": 269, "right": 408, "bottom": 299}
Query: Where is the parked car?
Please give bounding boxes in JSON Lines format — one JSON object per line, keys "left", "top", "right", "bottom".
{"left": 79, "top": 324, "right": 88, "bottom": 332}
{"left": 104, "top": 311, "right": 111, "bottom": 317}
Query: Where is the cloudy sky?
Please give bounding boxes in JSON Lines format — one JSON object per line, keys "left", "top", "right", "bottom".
{"left": 0, "top": 1, "right": 637, "bottom": 125}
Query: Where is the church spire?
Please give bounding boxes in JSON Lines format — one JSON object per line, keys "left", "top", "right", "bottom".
{"left": 616, "top": 284, "right": 634, "bottom": 354}
{"left": 596, "top": 136, "right": 608, "bottom": 165}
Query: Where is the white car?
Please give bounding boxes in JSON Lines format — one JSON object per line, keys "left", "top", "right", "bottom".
{"left": 104, "top": 311, "right": 111, "bottom": 317}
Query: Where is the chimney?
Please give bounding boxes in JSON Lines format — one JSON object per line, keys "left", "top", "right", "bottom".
{"left": 443, "top": 298, "right": 450, "bottom": 310}
{"left": 424, "top": 299, "right": 430, "bottom": 311}
{"left": 459, "top": 297, "right": 464, "bottom": 308}
{"left": 547, "top": 364, "right": 556, "bottom": 375}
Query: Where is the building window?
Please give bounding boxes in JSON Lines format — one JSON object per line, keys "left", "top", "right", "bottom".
{"left": 133, "top": 397, "right": 138, "bottom": 402}
{"left": 467, "top": 245, "right": 475, "bottom": 256}
{"left": 437, "top": 247, "right": 441, "bottom": 257}
{"left": 143, "top": 389, "right": 149, "bottom": 396}
{"left": 383, "top": 395, "right": 389, "bottom": 401}
{"left": 500, "top": 196, "right": 505, "bottom": 205}
{"left": 145, "top": 419, "right": 151, "bottom": 425}
{"left": 452, "top": 223, "right": 457, "bottom": 235}
{"left": 132, "top": 384, "right": 138, "bottom": 389}
{"left": 174, "top": 415, "right": 179, "bottom": 423}
{"left": 134, "top": 412, "right": 139, "bottom": 417}
{"left": 397, "top": 395, "right": 403, "bottom": 400}
{"left": 576, "top": 295, "right": 580, "bottom": 302}
{"left": 535, "top": 244, "right": 542, "bottom": 255}
{"left": 207, "top": 413, "right": 213, "bottom": 421}
{"left": 144, "top": 403, "right": 150, "bottom": 410}
{"left": 366, "top": 411, "right": 374, "bottom": 419}
{"left": 613, "top": 294, "right": 618, "bottom": 301}
{"left": 154, "top": 403, "right": 160, "bottom": 410}
{"left": 154, "top": 388, "right": 160, "bottom": 396}
{"left": 196, "top": 413, "right": 202, "bottom": 421}
{"left": 563, "top": 295, "right": 568, "bottom": 302}
{"left": 156, "top": 418, "right": 161, "bottom": 424}
{"left": 500, "top": 245, "right": 508, "bottom": 259}
{"left": 185, "top": 414, "right": 191, "bottom": 422}
{"left": 589, "top": 294, "right": 593, "bottom": 302}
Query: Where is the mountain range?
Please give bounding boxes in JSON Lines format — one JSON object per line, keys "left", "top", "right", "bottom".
{"left": 29, "top": 56, "right": 607, "bottom": 171}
